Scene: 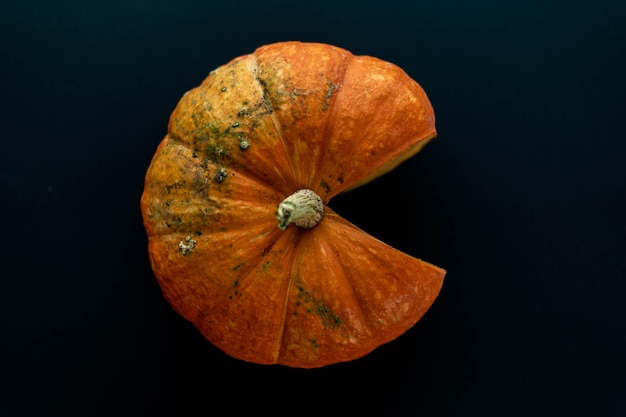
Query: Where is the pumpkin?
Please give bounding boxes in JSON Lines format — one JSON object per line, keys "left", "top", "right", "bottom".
{"left": 140, "top": 41, "right": 445, "bottom": 368}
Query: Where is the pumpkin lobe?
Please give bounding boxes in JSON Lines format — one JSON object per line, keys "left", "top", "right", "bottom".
{"left": 276, "top": 189, "right": 324, "bottom": 230}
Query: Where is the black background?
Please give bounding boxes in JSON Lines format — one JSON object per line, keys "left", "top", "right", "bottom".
{"left": 2, "top": 0, "right": 625, "bottom": 415}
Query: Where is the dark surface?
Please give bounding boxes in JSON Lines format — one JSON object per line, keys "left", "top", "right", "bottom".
{"left": 2, "top": 0, "right": 625, "bottom": 415}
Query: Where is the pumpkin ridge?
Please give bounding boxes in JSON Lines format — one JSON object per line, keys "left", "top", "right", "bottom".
{"left": 141, "top": 137, "right": 286, "bottom": 238}
{"left": 165, "top": 55, "right": 298, "bottom": 196}
{"left": 141, "top": 196, "right": 278, "bottom": 239}
{"left": 247, "top": 54, "right": 298, "bottom": 186}
{"left": 203, "top": 228, "right": 285, "bottom": 309}
{"left": 202, "top": 223, "right": 283, "bottom": 311}
{"left": 308, "top": 56, "right": 394, "bottom": 197}
{"left": 143, "top": 218, "right": 279, "bottom": 246}
{"left": 165, "top": 126, "right": 296, "bottom": 199}
{"left": 313, "top": 212, "right": 376, "bottom": 336}
{"left": 311, "top": 55, "right": 437, "bottom": 198}
{"left": 317, "top": 210, "right": 445, "bottom": 346}
{"left": 318, "top": 215, "right": 379, "bottom": 335}
{"left": 274, "top": 212, "right": 382, "bottom": 367}
{"left": 197, "top": 227, "right": 302, "bottom": 364}
{"left": 251, "top": 42, "right": 359, "bottom": 193}
{"left": 307, "top": 54, "right": 352, "bottom": 196}
{"left": 273, "top": 240, "right": 302, "bottom": 363}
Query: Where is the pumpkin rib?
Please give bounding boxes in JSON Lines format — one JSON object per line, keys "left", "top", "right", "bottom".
{"left": 315, "top": 213, "right": 386, "bottom": 338}
{"left": 276, "top": 220, "right": 375, "bottom": 366}
{"left": 163, "top": 118, "right": 293, "bottom": 199}
{"left": 319, "top": 211, "right": 444, "bottom": 345}
{"left": 314, "top": 217, "right": 375, "bottom": 337}
{"left": 150, "top": 224, "right": 293, "bottom": 366}
{"left": 272, "top": 211, "right": 409, "bottom": 367}
{"left": 251, "top": 42, "right": 356, "bottom": 192}
{"left": 141, "top": 138, "right": 285, "bottom": 238}
{"left": 197, "top": 227, "right": 302, "bottom": 365}
{"left": 274, "top": 242, "right": 303, "bottom": 363}
{"left": 247, "top": 53, "right": 298, "bottom": 188}
{"left": 305, "top": 56, "right": 387, "bottom": 197}
{"left": 319, "top": 215, "right": 394, "bottom": 331}
{"left": 212, "top": 223, "right": 283, "bottom": 302}
{"left": 311, "top": 56, "right": 437, "bottom": 199}
{"left": 313, "top": 216, "right": 376, "bottom": 338}
{"left": 298, "top": 46, "right": 352, "bottom": 194}
{"left": 147, "top": 221, "right": 283, "bottom": 316}
{"left": 165, "top": 56, "right": 298, "bottom": 197}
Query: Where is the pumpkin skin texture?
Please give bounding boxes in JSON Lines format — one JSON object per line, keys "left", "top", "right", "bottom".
{"left": 141, "top": 41, "right": 445, "bottom": 368}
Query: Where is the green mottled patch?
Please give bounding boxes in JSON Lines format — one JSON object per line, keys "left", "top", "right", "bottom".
{"left": 322, "top": 82, "right": 336, "bottom": 111}
{"left": 295, "top": 284, "right": 343, "bottom": 329}
{"left": 316, "top": 304, "right": 342, "bottom": 329}
{"left": 165, "top": 181, "right": 184, "bottom": 194}
{"left": 262, "top": 260, "right": 271, "bottom": 270}
{"left": 166, "top": 217, "right": 183, "bottom": 229}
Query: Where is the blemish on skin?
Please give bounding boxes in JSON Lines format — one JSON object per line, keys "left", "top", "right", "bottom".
{"left": 179, "top": 236, "right": 196, "bottom": 255}
{"left": 316, "top": 304, "right": 343, "bottom": 329}
{"left": 239, "top": 139, "right": 250, "bottom": 150}
{"left": 214, "top": 168, "right": 228, "bottom": 182}
{"left": 320, "top": 179, "right": 330, "bottom": 193}
{"left": 322, "top": 82, "right": 336, "bottom": 111}
{"left": 325, "top": 82, "right": 336, "bottom": 99}
{"left": 295, "top": 284, "right": 343, "bottom": 329}
{"left": 165, "top": 182, "right": 184, "bottom": 193}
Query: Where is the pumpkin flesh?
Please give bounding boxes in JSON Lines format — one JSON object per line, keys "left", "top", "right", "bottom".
{"left": 141, "top": 41, "right": 445, "bottom": 368}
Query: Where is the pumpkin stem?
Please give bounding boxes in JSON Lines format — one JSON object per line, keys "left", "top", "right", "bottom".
{"left": 276, "top": 189, "right": 324, "bottom": 230}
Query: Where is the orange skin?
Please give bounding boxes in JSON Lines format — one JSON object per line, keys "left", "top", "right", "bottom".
{"left": 141, "top": 41, "right": 445, "bottom": 368}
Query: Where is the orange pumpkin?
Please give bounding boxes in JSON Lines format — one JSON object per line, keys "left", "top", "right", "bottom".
{"left": 140, "top": 41, "right": 445, "bottom": 368}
